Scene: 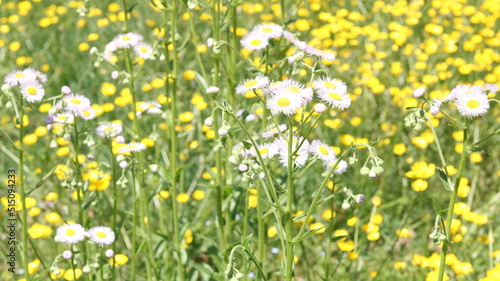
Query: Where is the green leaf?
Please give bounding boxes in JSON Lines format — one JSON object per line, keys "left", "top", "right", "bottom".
{"left": 437, "top": 167, "right": 453, "bottom": 191}
{"left": 291, "top": 227, "right": 326, "bottom": 244}
{"left": 292, "top": 213, "right": 307, "bottom": 222}
{"left": 26, "top": 167, "right": 55, "bottom": 195}
{"left": 330, "top": 235, "right": 348, "bottom": 243}
{"left": 241, "top": 141, "right": 252, "bottom": 150}
{"left": 432, "top": 199, "right": 447, "bottom": 217}
{"left": 466, "top": 146, "right": 490, "bottom": 155}
{"left": 240, "top": 233, "right": 253, "bottom": 247}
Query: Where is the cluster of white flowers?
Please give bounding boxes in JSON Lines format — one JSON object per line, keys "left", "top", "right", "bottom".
{"left": 48, "top": 86, "right": 96, "bottom": 122}
{"left": 230, "top": 124, "right": 348, "bottom": 174}
{"left": 429, "top": 83, "right": 496, "bottom": 118}
{"left": 235, "top": 75, "right": 350, "bottom": 116}
{"left": 95, "top": 122, "right": 123, "bottom": 139}
{"left": 101, "top": 32, "right": 153, "bottom": 62}
{"left": 55, "top": 223, "right": 115, "bottom": 247}
{"left": 240, "top": 24, "right": 283, "bottom": 51}
{"left": 3, "top": 68, "right": 47, "bottom": 103}
{"left": 239, "top": 23, "right": 335, "bottom": 62}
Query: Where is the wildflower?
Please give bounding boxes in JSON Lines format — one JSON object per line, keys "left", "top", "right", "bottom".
{"left": 236, "top": 75, "right": 269, "bottom": 95}
{"left": 252, "top": 23, "right": 283, "bottom": 39}
{"left": 105, "top": 249, "right": 114, "bottom": 258}
{"left": 309, "top": 140, "right": 337, "bottom": 163}
{"left": 79, "top": 107, "right": 96, "bottom": 120}
{"left": 87, "top": 226, "right": 115, "bottom": 247}
{"left": 118, "top": 142, "right": 146, "bottom": 153}
{"left": 316, "top": 89, "right": 351, "bottom": 110}
{"left": 314, "top": 103, "right": 327, "bottom": 113}
{"left": 251, "top": 142, "right": 279, "bottom": 159}
{"left": 55, "top": 224, "right": 85, "bottom": 245}
{"left": 313, "top": 77, "right": 347, "bottom": 94}
{"left": 456, "top": 93, "right": 490, "bottom": 118}
{"left": 206, "top": 86, "right": 220, "bottom": 94}
{"left": 240, "top": 32, "right": 269, "bottom": 51}
{"left": 269, "top": 79, "right": 313, "bottom": 102}
{"left": 61, "top": 86, "right": 72, "bottom": 95}
{"left": 53, "top": 113, "right": 75, "bottom": 124}
{"left": 20, "top": 81, "right": 45, "bottom": 103}
{"left": 96, "top": 123, "right": 123, "bottom": 138}
{"left": 114, "top": 32, "right": 143, "bottom": 48}
{"left": 4, "top": 69, "right": 38, "bottom": 86}
{"left": 56, "top": 94, "right": 91, "bottom": 114}
{"left": 134, "top": 42, "right": 153, "bottom": 59}
{"left": 266, "top": 92, "right": 304, "bottom": 115}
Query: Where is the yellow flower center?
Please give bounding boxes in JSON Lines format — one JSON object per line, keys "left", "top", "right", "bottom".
{"left": 324, "top": 82, "right": 337, "bottom": 89}
{"left": 244, "top": 80, "right": 258, "bottom": 87}
{"left": 70, "top": 98, "right": 81, "bottom": 105}
{"left": 262, "top": 27, "right": 273, "bottom": 33}
{"left": 319, "top": 146, "right": 329, "bottom": 155}
{"left": 96, "top": 231, "right": 107, "bottom": 238}
{"left": 15, "top": 73, "right": 26, "bottom": 78}
{"left": 277, "top": 98, "right": 291, "bottom": 107}
{"left": 250, "top": 39, "right": 262, "bottom": 46}
{"left": 328, "top": 92, "right": 342, "bottom": 101}
{"left": 104, "top": 126, "right": 113, "bottom": 132}
{"left": 259, "top": 148, "right": 269, "bottom": 155}
{"left": 140, "top": 46, "right": 148, "bottom": 53}
{"left": 466, "top": 100, "right": 479, "bottom": 109}
{"left": 287, "top": 86, "right": 301, "bottom": 94}
{"left": 65, "top": 229, "right": 76, "bottom": 236}
{"left": 122, "top": 35, "right": 130, "bottom": 41}
{"left": 83, "top": 111, "right": 91, "bottom": 117}
{"left": 27, "top": 86, "right": 37, "bottom": 95}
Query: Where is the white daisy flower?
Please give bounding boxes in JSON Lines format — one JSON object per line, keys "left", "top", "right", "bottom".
{"left": 481, "top": 83, "right": 498, "bottom": 93}
{"left": 134, "top": 42, "right": 153, "bottom": 59}
{"left": 447, "top": 84, "right": 482, "bottom": 102}
{"left": 316, "top": 89, "right": 351, "bottom": 110}
{"left": 240, "top": 32, "right": 269, "bottom": 51}
{"left": 103, "top": 42, "right": 118, "bottom": 62}
{"left": 114, "top": 32, "right": 143, "bottom": 49}
{"left": 23, "top": 68, "right": 48, "bottom": 84}
{"left": 325, "top": 159, "right": 348, "bottom": 175}
{"left": 119, "top": 142, "right": 147, "bottom": 153}
{"left": 262, "top": 124, "right": 287, "bottom": 139}
{"left": 274, "top": 135, "right": 310, "bottom": 168}
{"left": 309, "top": 140, "right": 337, "bottom": 163}
{"left": 236, "top": 75, "right": 269, "bottom": 95}
{"left": 53, "top": 113, "right": 75, "bottom": 124}
{"left": 57, "top": 94, "right": 91, "bottom": 114}
{"left": 271, "top": 79, "right": 314, "bottom": 102}
{"left": 20, "top": 81, "right": 45, "bottom": 103}
{"left": 252, "top": 24, "right": 283, "bottom": 39}
{"left": 456, "top": 93, "right": 490, "bottom": 118}
{"left": 313, "top": 77, "right": 347, "bottom": 95}
{"left": 266, "top": 92, "right": 304, "bottom": 115}
{"left": 55, "top": 224, "right": 85, "bottom": 245}
{"left": 87, "top": 226, "right": 115, "bottom": 247}
{"left": 96, "top": 123, "right": 123, "bottom": 138}
{"left": 136, "top": 101, "right": 162, "bottom": 116}
{"left": 250, "top": 143, "right": 279, "bottom": 159}
{"left": 4, "top": 70, "right": 36, "bottom": 86}
{"left": 79, "top": 107, "right": 96, "bottom": 121}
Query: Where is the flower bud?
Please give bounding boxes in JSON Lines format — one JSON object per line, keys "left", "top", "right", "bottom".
{"left": 62, "top": 250, "right": 72, "bottom": 259}
{"left": 111, "top": 71, "right": 119, "bottom": 80}
{"left": 204, "top": 117, "right": 213, "bottom": 127}
{"left": 82, "top": 265, "right": 91, "bottom": 273}
{"left": 313, "top": 103, "right": 327, "bottom": 113}
{"left": 119, "top": 161, "right": 128, "bottom": 169}
{"left": 1, "top": 84, "right": 12, "bottom": 92}
{"left": 342, "top": 201, "right": 350, "bottom": 210}
{"left": 360, "top": 167, "right": 370, "bottom": 175}
{"left": 238, "top": 164, "right": 248, "bottom": 172}
{"left": 413, "top": 87, "right": 425, "bottom": 98}
{"left": 206, "top": 86, "right": 219, "bottom": 94}
{"left": 354, "top": 194, "right": 365, "bottom": 204}
{"left": 105, "top": 249, "right": 114, "bottom": 258}
{"left": 61, "top": 86, "right": 72, "bottom": 95}
{"left": 115, "top": 135, "right": 125, "bottom": 143}
{"left": 218, "top": 125, "right": 230, "bottom": 137}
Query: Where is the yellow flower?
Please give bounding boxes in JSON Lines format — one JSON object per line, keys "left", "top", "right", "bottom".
{"left": 338, "top": 239, "right": 355, "bottom": 252}
{"left": 109, "top": 254, "right": 129, "bottom": 267}
{"left": 322, "top": 209, "right": 335, "bottom": 221}
{"left": 101, "top": 82, "right": 117, "bottom": 96}
{"left": 267, "top": 226, "right": 277, "bottom": 238}
{"left": 28, "top": 223, "right": 52, "bottom": 239}
{"left": 412, "top": 179, "right": 428, "bottom": 192}
{"left": 309, "top": 222, "right": 325, "bottom": 234}
{"left": 192, "top": 190, "right": 205, "bottom": 200}
{"left": 63, "top": 268, "right": 82, "bottom": 280}
{"left": 405, "top": 161, "right": 436, "bottom": 179}
{"left": 176, "top": 193, "right": 189, "bottom": 203}
{"left": 182, "top": 70, "right": 196, "bottom": 80}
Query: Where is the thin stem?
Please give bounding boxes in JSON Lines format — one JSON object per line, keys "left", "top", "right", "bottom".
{"left": 437, "top": 123, "right": 469, "bottom": 281}
{"left": 256, "top": 181, "right": 265, "bottom": 279}
{"left": 168, "top": 1, "right": 185, "bottom": 280}
{"left": 19, "top": 99, "right": 30, "bottom": 281}
{"left": 131, "top": 159, "right": 137, "bottom": 281}
{"left": 285, "top": 117, "right": 294, "bottom": 281}
{"left": 109, "top": 139, "right": 118, "bottom": 281}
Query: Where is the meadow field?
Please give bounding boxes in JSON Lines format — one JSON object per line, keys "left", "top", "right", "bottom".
{"left": 0, "top": 0, "right": 499, "bottom": 280}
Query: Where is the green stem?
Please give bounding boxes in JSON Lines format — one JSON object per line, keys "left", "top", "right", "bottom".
{"left": 19, "top": 100, "right": 30, "bottom": 281}
{"left": 131, "top": 159, "right": 137, "bottom": 281}
{"left": 107, "top": 139, "right": 118, "bottom": 281}
{"left": 285, "top": 117, "right": 294, "bottom": 281}
{"left": 256, "top": 181, "right": 265, "bottom": 278}
{"left": 437, "top": 124, "right": 469, "bottom": 281}
{"left": 168, "top": 1, "right": 185, "bottom": 280}
{"left": 324, "top": 186, "right": 335, "bottom": 280}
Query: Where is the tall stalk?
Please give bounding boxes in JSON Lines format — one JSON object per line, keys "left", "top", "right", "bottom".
{"left": 210, "top": 0, "right": 228, "bottom": 261}
{"left": 285, "top": 117, "right": 295, "bottom": 281}
{"left": 437, "top": 123, "right": 469, "bottom": 281}
{"left": 167, "top": 1, "right": 185, "bottom": 280}
{"left": 18, "top": 99, "right": 30, "bottom": 281}
{"left": 108, "top": 139, "right": 118, "bottom": 281}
